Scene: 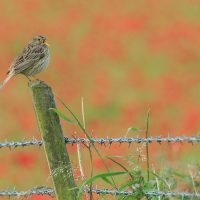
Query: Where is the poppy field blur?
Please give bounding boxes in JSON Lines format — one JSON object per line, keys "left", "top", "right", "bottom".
{"left": 0, "top": 0, "right": 200, "bottom": 199}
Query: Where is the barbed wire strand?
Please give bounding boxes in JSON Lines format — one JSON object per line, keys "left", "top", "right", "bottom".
{"left": 83, "top": 188, "right": 200, "bottom": 198}
{"left": 0, "top": 136, "right": 199, "bottom": 149}
{"left": 0, "top": 187, "right": 200, "bottom": 198}
{"left": 0, "top": 187, "right": 54, "bottom": 197}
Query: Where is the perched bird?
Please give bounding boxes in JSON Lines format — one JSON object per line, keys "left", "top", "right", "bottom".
{"left": 0, "top": 35, "right": 50, "bottom": 89}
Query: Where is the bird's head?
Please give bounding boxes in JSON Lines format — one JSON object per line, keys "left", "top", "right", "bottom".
{"left": 29, "top": 35, "right": 49, "bottom": 46}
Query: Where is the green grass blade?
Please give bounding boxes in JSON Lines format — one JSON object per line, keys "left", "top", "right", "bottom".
{"left": 101, "top": 176, "right": 115, "bottom": 186}
{"left": 107, "top": 157, "right": 134, "bottom": 180}
{"left": 49, "top": 108, "right": 76, "bottom": 124}
{"left": 77, "top": 171, "right": 127, "bottom": 199}
{"left": 127, "top": 127, "right": 141, "bottom": 133}
{"left": 83, "top": 171, "right": 127, "bottom": 185}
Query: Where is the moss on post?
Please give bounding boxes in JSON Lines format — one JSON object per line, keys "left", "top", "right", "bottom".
{"left": 29, "top": 80, "right": 77, "bottom": 200}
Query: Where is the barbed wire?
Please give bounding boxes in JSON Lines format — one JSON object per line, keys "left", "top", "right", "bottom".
{"left": 64, "top": 136, "right": 200, "bottom": 145}
{"left": 83, "top": 188, "right": 200, "bottom": 198}
{"left": 0, "top": 138, "right": 43, "bottom": 149}
{"left": 0, "top": 186, "right": 200, "bottom": 198}
{"left": 0, "top": 136, "right": 199, "bottom": 149}
{"left": 0, "top": 186, "right": 54, "bottom": 197}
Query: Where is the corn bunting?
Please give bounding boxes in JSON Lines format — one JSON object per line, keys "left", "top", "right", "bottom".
{"left": 0, "top": 35, "right": 50, "bottom": 89}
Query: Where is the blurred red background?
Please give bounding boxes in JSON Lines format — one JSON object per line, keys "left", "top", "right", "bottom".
{"left": 0, "top": 0, "right": 200, "bottom": 199}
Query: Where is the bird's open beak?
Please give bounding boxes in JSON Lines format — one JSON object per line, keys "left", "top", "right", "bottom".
{"left": 44, "top": 41, "right": 50, "bottom": 46}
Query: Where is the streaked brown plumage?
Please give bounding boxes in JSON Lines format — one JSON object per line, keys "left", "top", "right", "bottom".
{"left": 0, "top": 35, "right": 50, "bottom": 89}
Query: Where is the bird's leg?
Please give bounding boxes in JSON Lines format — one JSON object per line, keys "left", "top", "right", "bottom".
{"left": 31, "top": 76, "right": 37, "bottom": 80}
{"left": 25, "top": 75, "right": 32, "bottom": 82}
{"left": 34, "top": 76, "right": 43, "bottom": 82}
{"left": 31, "top": 76, "right": 44, "bottom": 83}
{"left": 35, "top": 77, "right": 40, "bottom": 81}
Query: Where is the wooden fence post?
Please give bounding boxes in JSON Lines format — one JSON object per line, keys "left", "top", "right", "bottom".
{"left": 29, "top": 80, "right": 77, "bottom": 200}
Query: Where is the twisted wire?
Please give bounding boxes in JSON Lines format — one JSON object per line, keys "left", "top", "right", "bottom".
{"left": 0, "top": 136, "right": 199, "bottom": 149}
{"left": 84, "top": 188, "right": 200, "bottom": 198}
{"left": 0, "top": 187, "right": 200, "bottom": 198}
{"left": 0, "top": 187, "right": 54, "bottom": 197}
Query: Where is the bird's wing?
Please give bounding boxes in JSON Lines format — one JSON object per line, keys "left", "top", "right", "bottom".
{"left": 8, "top": 45, "right": 45, "bottom": 75}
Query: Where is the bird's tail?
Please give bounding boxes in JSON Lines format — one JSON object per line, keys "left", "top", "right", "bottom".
{"left": 0, "top": 73, "right": 13, "bottom": 90}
